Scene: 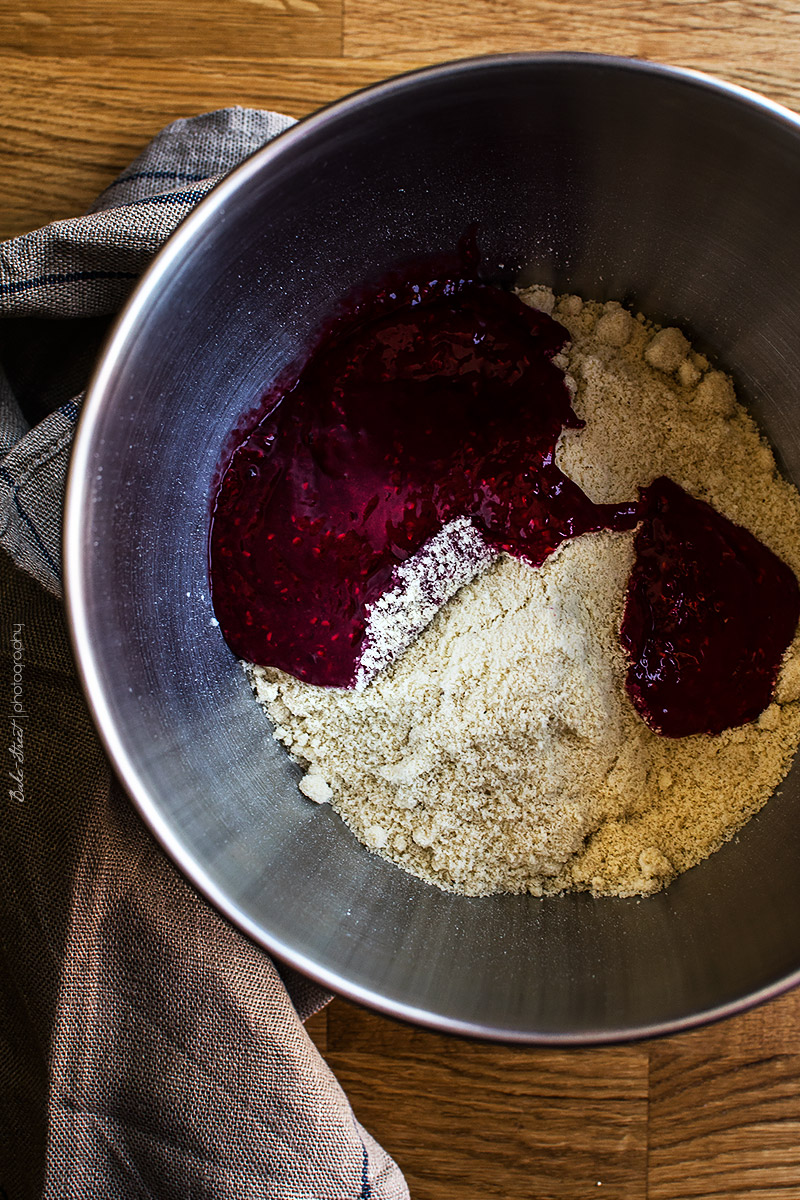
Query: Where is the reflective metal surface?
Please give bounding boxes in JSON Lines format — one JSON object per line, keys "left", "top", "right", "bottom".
{"left": 65, "top": 54, "right": 800, "bottom": 1042}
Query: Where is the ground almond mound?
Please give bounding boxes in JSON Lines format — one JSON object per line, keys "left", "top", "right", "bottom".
{"left": 248, "top": 287, "right": 800, "bottom": 898}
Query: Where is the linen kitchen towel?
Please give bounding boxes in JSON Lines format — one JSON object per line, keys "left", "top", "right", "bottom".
{"left": 0, "top": 108, "right": 409, "bottom": 1200}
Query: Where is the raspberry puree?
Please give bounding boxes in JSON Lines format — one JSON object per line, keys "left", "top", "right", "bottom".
{"left": 209, "top": 277, "right": 799, "bottom": 737}
{"left": 621, "top": 476, "right": 800, "bottom": 737}
{"left": 209, "top": 278, "right": 637, "bottom": 688}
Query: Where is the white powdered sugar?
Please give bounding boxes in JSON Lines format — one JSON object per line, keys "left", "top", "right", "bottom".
{"left": 356, "top": 516, "right": 495, "bottom": 689}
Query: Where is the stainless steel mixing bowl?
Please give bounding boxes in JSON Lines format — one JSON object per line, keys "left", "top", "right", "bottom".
{"left": 65, "top": 53, "right": 800, "bottom": 1042}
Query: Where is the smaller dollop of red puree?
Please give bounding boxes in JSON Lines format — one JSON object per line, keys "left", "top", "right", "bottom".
{"left": 209, "top": 278, "right": 637, "bottom": 687}
{"left": 621, "top": 476, "right": 800, "bottom": 737}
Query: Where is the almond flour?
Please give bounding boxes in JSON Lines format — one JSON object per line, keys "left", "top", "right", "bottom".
{"left": 248, "top": 288, "right": 800, "bottom": 897}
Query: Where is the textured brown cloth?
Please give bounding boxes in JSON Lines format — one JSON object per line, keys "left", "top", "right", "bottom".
{"left": 0, "top": 110, "right": 409, "bottom": 1200}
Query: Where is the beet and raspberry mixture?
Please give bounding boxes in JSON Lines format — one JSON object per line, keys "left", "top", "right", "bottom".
{"left": 210, "top": 277, "right": 799, "bottom": 736}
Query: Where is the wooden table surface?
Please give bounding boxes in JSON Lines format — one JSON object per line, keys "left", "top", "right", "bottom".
{"left": 4, "top": 2, "right": 800, "bottom": 1196}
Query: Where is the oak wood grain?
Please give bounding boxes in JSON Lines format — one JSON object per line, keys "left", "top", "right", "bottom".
{"left": 344, "top": 0, "right": 800, "bottom": 118}
{"left": 344, "top": 0, "right": 800, "bottom": 69}
{"left": 0, "top": 0, "right": 342, "bottom": 57}
{"left": 325, "top": 1001, "right": 648, "bottom": 1199}
{"left": 649, "top": 1049, "right": 800, "bottom": 1199}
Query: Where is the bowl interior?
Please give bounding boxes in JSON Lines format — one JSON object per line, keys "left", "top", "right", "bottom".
{"left": 67, "top": 55, "right": 800, "bottom": 1041}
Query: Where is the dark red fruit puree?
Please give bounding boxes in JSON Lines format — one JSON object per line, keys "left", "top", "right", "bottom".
{"left": 209, "top": 277, "right": 800, "bottom": 738}
{"left": 622, "top": 476, "right": 799, "bottom": 737}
